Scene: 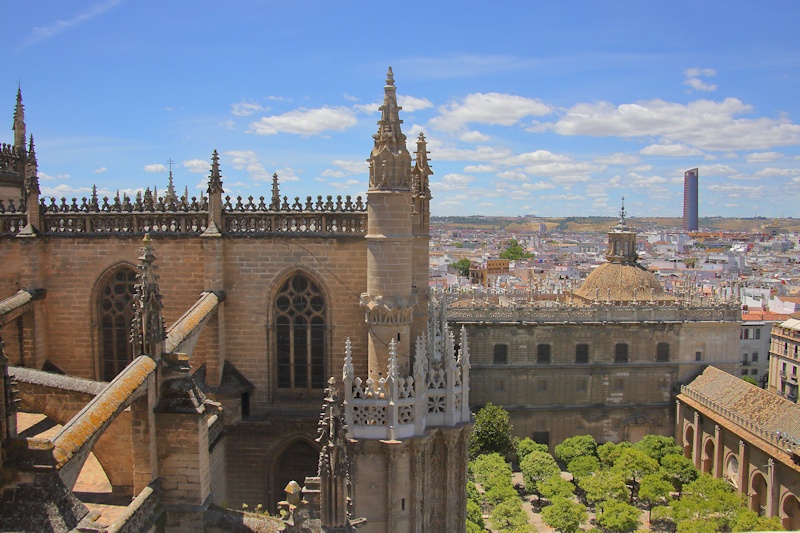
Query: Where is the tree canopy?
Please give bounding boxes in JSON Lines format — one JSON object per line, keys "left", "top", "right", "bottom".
{"left": 470, "top": 403, "right": 515, "bottom": 458}
{"left": 453, "top": 257, "right": 472, "bottom": 277}
{"left": 541, "top": 497, "right": 587, "bottom": 533}
{"left": 499, "top": 239, "right": 533, "bottom": 260}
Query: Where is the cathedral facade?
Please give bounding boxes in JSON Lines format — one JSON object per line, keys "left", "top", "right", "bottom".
{"left": 0, "top": 70, "right": 471, "bottom": 531}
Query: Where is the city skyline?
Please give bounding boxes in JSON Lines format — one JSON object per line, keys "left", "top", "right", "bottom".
{"left": 4, "top": 1, "right": 800, "bottom": 218}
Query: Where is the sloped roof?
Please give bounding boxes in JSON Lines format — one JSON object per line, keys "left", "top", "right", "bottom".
{"left": 684, "top": 366, "right": 800, "bottom": 437}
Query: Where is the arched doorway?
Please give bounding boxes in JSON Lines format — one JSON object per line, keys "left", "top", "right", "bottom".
{"left": 684, "top": 426, "right": 694, "bottom": 460}
{"left": 272, "top": 440, "right": 319, "bottom": 508}
{"left": 702, "top": 438, "right": 715, "bottom": 474}
{"left": 750, "top": 471, "right": 768, "bottom": 516}
{"left": 782, "top": 493, "right": 800, "bottom": 531}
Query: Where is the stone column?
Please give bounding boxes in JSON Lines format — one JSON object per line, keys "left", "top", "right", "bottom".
{"left": 675, "top": 399, "right": 684, "bottom": 446}
{"left": 767, "top": 458, "right": 777, "bottom": 518}
{"left": 693, "top": 411, "right": 702, "bottom": 469}
{"left": 713, "top": 424, "right": 723, "bottom": 478}
{"left": 130, "top": 377, "right": 158, "bottom": 495}
{"left": 738, "top": 440, "right": 748, "bottom": 497}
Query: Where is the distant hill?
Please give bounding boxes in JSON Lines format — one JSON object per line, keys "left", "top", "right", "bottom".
{"left": 431, "top": 215, "right": 800, "bottom": 234}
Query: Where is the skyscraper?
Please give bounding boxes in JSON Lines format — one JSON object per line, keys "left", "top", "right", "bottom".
{"left": 683, "top": 168, "right": 699, "bottom": 232}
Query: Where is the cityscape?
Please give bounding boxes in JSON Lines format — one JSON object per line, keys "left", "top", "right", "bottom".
{"left": 2, "top": 2, "right": 800, "bottom": 532}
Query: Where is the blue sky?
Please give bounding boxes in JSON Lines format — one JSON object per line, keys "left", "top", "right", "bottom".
{"left": 4, "top": 1, "right": 800, "bottom": 218}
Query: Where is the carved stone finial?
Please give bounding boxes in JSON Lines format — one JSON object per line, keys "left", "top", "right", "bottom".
{"left": 131, "top": 234, "right": 166, "bottom": 358}
{"left": 271, "top": 172, "right": 280, "bottom": 210}
{"left": 207, "top": 150, "right": 223, "bottom": 194}
{"left": 24, "top": 135, "right": 39, "bottom": 196}
{"left": 368, "top": 68, "right": 411, "bottom": 192}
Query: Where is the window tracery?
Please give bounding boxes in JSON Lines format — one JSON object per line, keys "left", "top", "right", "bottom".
{"left": 97, "top": 266, "right": 137, "bottom": 381}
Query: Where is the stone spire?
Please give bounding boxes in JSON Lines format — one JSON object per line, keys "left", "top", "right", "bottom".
{"left": 165, "top": 160, "right": 177, "bottom": 204}
{"left": 131, "top": 234, "right": 166, "bottom": 359}
{"left": 270, "top": 172, "right": 280, "bottom": 210}
{"left": 24, "top": 135, "right": 39, "bottom": 196}
{"left": 12, "top": 87, "right": 25, "bottom": 151}
{"left": 207, "top": 150, "right": 223, "bottom": 194}
{"left": 368, "top": 67, "right": 411, "bottom": 191}
{"left": 204, "top": 150, "right": 223, "bottom": 235}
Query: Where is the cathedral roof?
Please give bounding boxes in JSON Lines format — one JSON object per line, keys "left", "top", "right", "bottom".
{"left": 573, "top": 261, "right": 674, "bottom": 303}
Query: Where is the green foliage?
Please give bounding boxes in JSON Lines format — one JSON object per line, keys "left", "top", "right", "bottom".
{"left": 554, "top": 435, "right": 598, "bottom": 466}
{"left": 597, "top": 441, "right": 633, "bottom": 468}
{"left": 659, "top": 454, "right": 699, "bottom": 494}
{"left": 670, "top": 474, "right": 743, "bottom": 532}
{"left": 466, "top": 499, "right": 486, "bottom": 531}
{"left": 516, "top": 437, "right": 549, "bottom": 461}
{"left": 634, "top": 435, "right": 681, "bottom": 464}
{"left": 470, "top": 453, "right": 511, "bottom": 485}
{"left": 579, "top": 471, "right": 631, "bottom": 506}
{"left": 611, "top": 448, "right": 660, "bottom": 499}
{"left": 537, "top": 474, "right": 574, "bottom": 501}
{"left": 490, "top": 499, "right": 533, "bottom": 531}
{"left": 638, "top": 473, "right": 673, "bottom": 510}
{"left": 567, "top": 455, "right": 600, "bottom": 481}
{"left": 453, "top": 241, "right": 464, "bottom": 248}
{"left": 649, "top": 505, "right": 674, "bottom": 531}
{"left": 483, "top": 476, "right": 518, "bottom": 507}
{"left": 730, "top": 507, "right": 784, "bottom": 532}
{"left": 470, "top": 403, "right": 515, "bottom": 459}
{"left": 541, "top": 497, "right": 587, "bottom": 533}
{"left": 467, "top": 480, "right": 481, "bottom": 506}
{"left": 742, "top": 375, "right": 759, "bottom": 386}
{"left": 520, "top": 451, "right": 560, "bottom": 494}
{"left": 596, "top": 500, "right": 641, "bottom": 533}
{"left": 453, "top": 257, "right": 472, "bottom": 277}
{"left": 466, "top": 520, "right": 484, "bottom": 533}
{"left": 499, "top": 239, "right": 533, "bottom": 260}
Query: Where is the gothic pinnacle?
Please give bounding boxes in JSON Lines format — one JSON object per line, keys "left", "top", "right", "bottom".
{"left": 207, "top": 149, "right": 223, "bottom": 194}
{"left": 13, "top": 87, "right": 26, "bottom": 149}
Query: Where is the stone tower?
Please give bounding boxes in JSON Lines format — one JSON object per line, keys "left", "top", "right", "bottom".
{"left": 362, "top": 67, "right": 415, "bottom": 377}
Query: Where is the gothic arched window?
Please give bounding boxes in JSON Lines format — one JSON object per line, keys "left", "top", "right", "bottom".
{"left": 97, "top": 267, "right": 138, "bottom": 381}
{"left": 275, "top": 273, "right": 325, "bottom": 391}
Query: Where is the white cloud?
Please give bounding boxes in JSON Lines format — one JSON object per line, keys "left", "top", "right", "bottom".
{"left": 707, "top": 183, "right": 765, "bottom": 193}
{"left": 22, "top": 0, "right": 123, "bottom": 48}
{"left": 746, "top": 151, "right": 783, "bottom": 163}
{"left": 551, "top": 175, "right": 592, "bottom": 184}
{"left": 464, "top": 164, "right": 496, "bottom": 173}
{"left": 184, "top": 159, "right": 210, "bottom": 174}
{"left": 41, "top": 184, "right": 94, "bottom": 197}
{"left": 523, "top": 162, "right": 599, "bottom": 176}
{"left": 698, "top": 164, "right": 737, "bottom": 176}
{"left": 331, "top": 159, "right": 368, "bottom": 174}
{"left": 430, "top": 173, "right": 474, "bottom": 192}
{"left": 430, "top": 92, "right": 552, "bottom": 132}
{"left": 640, "top": 143, "right": 704, "bottom": 157}
{"left": 328, "top": 179, "right": 361, "bottom": 190}
{"left": 398, "top": 95, "right": 434, "bottom": 112}
{"left": 231, "top": 100, "right": 267, "bottom": 117}
{"left": 224, "top": 150, "right": 274, "bottom": 181}
{"left": 93, "top": 166, "right": 107, "bottom": 174}
{"left": 631, "top": 165, "right": 652, "bottom": 172}
{"left": 755, "top": 167, "right": 800, "bottom": 177}
{"left": 685, "top": 68, "right": 717, "bottom": 78}
{"left": 459, "top": 130, "right": 490, "bottom": 143}
{"left": 248, "top": 106, "right": 358, "bottom": 136}
{"left": 144, "top": 163, "right": 167, "bottom": 173}
{"left": 496, "top": 170, "right": 528, "bottom": 181}
{"left": 683, "top": 68, "right": 717, "bottom": 92}
{"left": 595, "top": 153, "right": 640, "bottom": 165}
{"left": 505, "top": 150, "right": 569, "bottom": 166}
{"left": 684, "top": 78, "right": 717, "bottom": 92}
{"left": 274, "top": 167, "right": 301, "bottom": 182}
{"left": 547, "top": 97, "right": 800, "bottom": 151}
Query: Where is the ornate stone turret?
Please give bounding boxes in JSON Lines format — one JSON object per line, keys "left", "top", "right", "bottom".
{"left": 270, "top": 172, "right": 280, "bottom": 210}
{"left": 606, "top": 196, "right": 638, "bottom": 264}
{"left": 12, "top": 87, "right": 25, "bottom": 151}
{"left": 362, "top": 67, "right": 416, "bottom": 376}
